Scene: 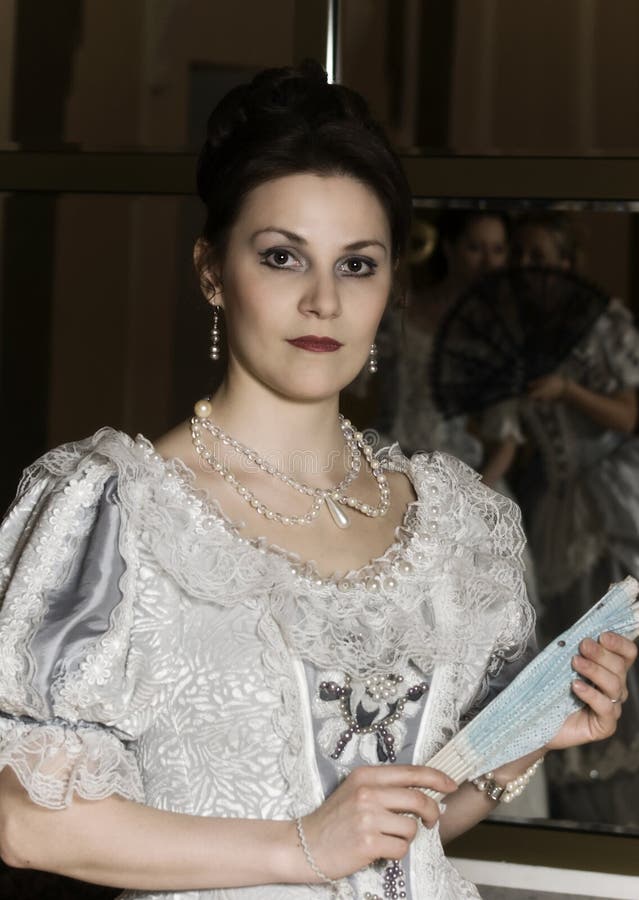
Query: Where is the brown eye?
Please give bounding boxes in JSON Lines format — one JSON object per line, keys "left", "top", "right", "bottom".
{"left": 338, "top": 256, "right": 377, "bottom": 277}
{"left": 259, "top": 248, "right": 301, "bottom": 270}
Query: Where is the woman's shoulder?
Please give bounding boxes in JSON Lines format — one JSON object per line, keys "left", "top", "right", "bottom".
{"left": 12, "top": 424, "right": 202, "bottom": 510}
{"left": 2, "top": 425, "right": 206, "bottom": 579}
{"left": 2, "top": 424, "right": 255, "bottom": 618}
{"left": 14, "top": 426, "right": 145, "bottom": 497}
{"left": 1, "top": 428, "right": 134, "bottom": 549}
{"left": 378, "top": 440, "right": 485, "bottom": 494}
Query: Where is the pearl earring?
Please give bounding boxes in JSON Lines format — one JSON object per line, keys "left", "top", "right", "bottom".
{"left": 368, "top": 342, "right": 378, "bottom": 374}
{"left": 209, "top": 303, "right": 220, "bottom": 361}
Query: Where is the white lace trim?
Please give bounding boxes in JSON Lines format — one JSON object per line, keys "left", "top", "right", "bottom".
{"left": 410, "top": 823, "right": 481, "bottom": 899}
{"left": 15, "top": 429, "right": 535, "bottom": 683}
{"left": 125, "top": 436, "right": 533, "bottom": 682}
{"left": 257, "top": 606, "right": 320, "bottom": 817}
{"left": 0, "top": 718, "right": 144, "bottom": 809}
{"left": 133, "top": 433, "right": 420, "bottom": 590}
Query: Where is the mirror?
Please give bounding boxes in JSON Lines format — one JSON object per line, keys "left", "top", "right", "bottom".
{"left": 337, "top": 0, "right": 639, "bottom": 844}
{"left": 343, "top": 200, "right": 639, "bottom": 840}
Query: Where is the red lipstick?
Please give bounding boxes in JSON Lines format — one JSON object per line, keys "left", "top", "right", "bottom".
{"left": 287, "top": 335, "right": 343, "bottom": 352}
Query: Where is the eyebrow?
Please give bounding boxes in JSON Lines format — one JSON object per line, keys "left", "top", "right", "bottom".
{"left": 251, "top": 227, "right": 388, "bottom": 255}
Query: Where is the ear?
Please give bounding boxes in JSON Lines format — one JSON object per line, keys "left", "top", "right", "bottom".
{"left": 193, "top": 237, "right": 224, "bottom": 308}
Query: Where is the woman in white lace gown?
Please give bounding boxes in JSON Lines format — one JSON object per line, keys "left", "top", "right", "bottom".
{"left": 508, "top": 211, "right": 639, "bottom": 826}
{"left": 0, "top": 66, "right": 635, "bottom": 900}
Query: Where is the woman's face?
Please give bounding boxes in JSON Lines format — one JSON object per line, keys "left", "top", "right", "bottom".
{"left": 512, "top": 224, "right": 571, "bottom": 269}
{"left": 445, "top": 216, "right": 508, "bottom": 285}
{"left": 210, "top": 172, "right": 393, "bottom": 402}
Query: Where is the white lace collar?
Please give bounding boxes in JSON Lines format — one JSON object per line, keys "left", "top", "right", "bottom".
{"left": 133, "top": 435, "right": 422, "bottom": 590}
{"left": 120, "top": 434, "right": 533, "bottom": 680}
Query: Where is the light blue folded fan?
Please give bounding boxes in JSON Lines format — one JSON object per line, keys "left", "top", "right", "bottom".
{"left": 425, "top": 576, "right": 639, "bottom": 793}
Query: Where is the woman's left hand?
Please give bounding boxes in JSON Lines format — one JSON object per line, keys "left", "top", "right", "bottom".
{"left": 527, "top": 373, "right": 568, "bottom": 402}
{"left": 546, "top": 632, "right": 638, "bottom": 751}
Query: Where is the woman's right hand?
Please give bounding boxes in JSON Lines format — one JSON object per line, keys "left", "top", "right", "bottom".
{"left": 297, "top": 764, "right": 458, "bottom": 881}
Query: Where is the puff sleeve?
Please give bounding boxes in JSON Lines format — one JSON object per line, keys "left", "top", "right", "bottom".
{"left": 0, "top": 444, "right": 174, "bottom": 809}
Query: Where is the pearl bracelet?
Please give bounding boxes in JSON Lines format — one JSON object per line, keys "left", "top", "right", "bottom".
{"left": 295, "top": 815, "right": 342, "bottom": 893}
{"left": 472, "top": 756, "right": 544, "bottom": 804}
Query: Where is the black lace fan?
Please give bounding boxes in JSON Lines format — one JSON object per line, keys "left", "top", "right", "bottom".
{"left": 430, "top": 266, "right": 610, "bottom": 418}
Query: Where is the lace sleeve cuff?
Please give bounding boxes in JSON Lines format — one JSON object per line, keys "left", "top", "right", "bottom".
{"left": 0, "top": 715, "right": 145, "bottom": 809}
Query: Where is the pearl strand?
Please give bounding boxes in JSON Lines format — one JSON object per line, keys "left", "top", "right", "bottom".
{"left": 193, "top": 402, "right": 362, "bottom": 498}
{"left": 472, "top": 756, "right": 544, "bottom": 803}
{"left": 190, "top": 401, "right": 391, "bottom": 527}
{"left": 500, "top": 756, "right": 544, "bottom": 803}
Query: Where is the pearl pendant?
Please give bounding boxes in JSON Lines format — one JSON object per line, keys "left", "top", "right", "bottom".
{"left": 324, "top": 495, "right": 351, "bottom": 529}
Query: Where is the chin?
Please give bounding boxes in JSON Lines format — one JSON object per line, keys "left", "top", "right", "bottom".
{"left": 269, "top": 373, "right": 348, "bottom": 403}
{"left": 255, "top": 353, "right": 368, "bottom": 401}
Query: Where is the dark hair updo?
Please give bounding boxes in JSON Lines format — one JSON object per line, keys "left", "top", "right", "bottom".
{"left": 196, "top": 60, "right": 412, "bottom": 267}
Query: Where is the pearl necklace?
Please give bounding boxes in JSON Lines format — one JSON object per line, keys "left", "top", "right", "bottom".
{"left": 190, "top": 399, "right": 390, "bottom": 528}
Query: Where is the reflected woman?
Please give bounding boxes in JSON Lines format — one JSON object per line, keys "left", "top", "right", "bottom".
{"left": 375, "top": 210, "right": 510, "bottom": 468}
{"left": 0, "top": 69, "right": 635, "bottom": 899}
{"left": 510, "top": 210, "right": 639, "bottom": 826}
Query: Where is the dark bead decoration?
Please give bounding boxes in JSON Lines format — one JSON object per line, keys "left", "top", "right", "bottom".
{"left": 319, "top": 681, "right": 346, "bottom": 701}
{"left": 331, "top": 728, "right": 356, "bottom": 759}
{"left": 382, "top": 858, "right": 406, "bottom": 898}
{"left": 381, "top": 730, "right": 396, "bottom": 763}
{"left": 406, "top": 681, "right": 428, "bottom": 700}
{"left": 319, "top": 672, "right": 429, "bottom": 761}
{"left": 375, "top": 726, "right": 397, "bottom": 763}
{"left": 364, "top": 856, "right": 407, "bottom": 898}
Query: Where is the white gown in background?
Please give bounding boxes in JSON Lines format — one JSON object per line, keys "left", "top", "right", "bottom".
{"left": 508, "top": 299, "right": 639, "bottom": 825}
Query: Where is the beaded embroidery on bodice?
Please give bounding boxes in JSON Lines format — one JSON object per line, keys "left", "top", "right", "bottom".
{"left": 315, "top": 662, "right": 429, "bottom": 770}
